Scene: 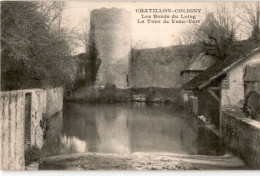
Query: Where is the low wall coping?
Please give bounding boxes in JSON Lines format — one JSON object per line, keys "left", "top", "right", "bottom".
{"left": 223, "top": 111, "right": 260, "bottom": 131}
{"left": 1, "top": 87, "right": 63, "bottom": 97}
{"left": 0, "top": 88, "right": 44, "bottom": 97}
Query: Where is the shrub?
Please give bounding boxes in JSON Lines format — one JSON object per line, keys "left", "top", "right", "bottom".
{"left": 24, "top": 145, "right": 41, "bottom": 165}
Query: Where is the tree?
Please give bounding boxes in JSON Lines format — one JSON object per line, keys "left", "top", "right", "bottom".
{"left": 239, "top": 2, "right": 260, "bottom": 41}
{"left": 1, "top": 2, "right": 76, "bottom": 90}
{"left": 181, "top": 3, "right": 240, "bottom": 61}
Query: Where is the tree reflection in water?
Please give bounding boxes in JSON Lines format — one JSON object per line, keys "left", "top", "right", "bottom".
{"left": 42, "top": 102, "right": 225, "bottom": 157}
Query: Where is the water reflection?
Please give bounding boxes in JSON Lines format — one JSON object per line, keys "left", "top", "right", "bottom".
{"left": 96, "top": 109, "right": 130, "bottom": 154}
{"left": 42, "top": 112, "right": 63, "bottom": 157}
{"left": 42, "top": 102, "right": 225, "bottom": 157}
{"left": 60, "top": 135, "right": 87, "bottom": 153}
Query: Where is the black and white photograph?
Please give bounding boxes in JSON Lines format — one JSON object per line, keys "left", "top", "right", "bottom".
{"left": 0, "top": 0, "right": 260, "bottom": 172}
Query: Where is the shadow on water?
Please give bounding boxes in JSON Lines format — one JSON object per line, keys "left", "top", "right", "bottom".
{"left": 41, "top": 102, "right": 226, "bottom": 157}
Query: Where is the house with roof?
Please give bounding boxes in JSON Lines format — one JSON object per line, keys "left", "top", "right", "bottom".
{"left": 243, "top": 61, "right": 260, "bottom": 120}
{"left": 181, "top": 47, "right": 260, "bottom": 129}
{"left": 180, "top": 52, "right": 216, "bottom": 85}
{"left": 180, "top": 52, "right": 216, "bottom": 105}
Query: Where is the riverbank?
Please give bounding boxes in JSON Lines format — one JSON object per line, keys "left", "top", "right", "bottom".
{"left": 39, "top": 152, "right": 246, "bottom": 170}
{"left": 184, "top": 95, "right": 260, "bottom": 169}
{"left": 66, "top": 85, "right": 182, "bottom": 104}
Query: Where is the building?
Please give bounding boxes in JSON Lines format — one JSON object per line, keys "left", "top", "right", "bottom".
{"left": 128, "top": 45, "right": 193, "bottom": 88}
{"left": 89, "top": 8, "right": 195, "bottom": 89}
{"left": 182, "top": 47, "right": 260, "bottom": 129}
{"left": 89, "top": 8, "right": 132, "bottom": 88}
{"left": 180, "top": 52, "right": 216, "bottom": 85}
{"left": 243, "top": 61, "right": 260, "bottom": 120}
{"left": 180, "top": 52, "right": 215, "bottom": 103}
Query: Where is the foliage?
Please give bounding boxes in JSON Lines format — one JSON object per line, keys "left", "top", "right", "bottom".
{"left": 195, "top": 12, "right": 235, "bottom": 60}
{"left": 178, "top": 3, "right": 254, "bottom": 61}
{"left": 1, "top": 2, "right": 77, "bottom": 90}
{"left": 88, "top": 23, "right": 101, "bottom": 85}
{"left": 25, "top": 145, "right": 41, "bottom": 165}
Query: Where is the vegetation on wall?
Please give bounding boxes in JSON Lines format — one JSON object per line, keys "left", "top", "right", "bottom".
{"left": 88, "top": 23, "right": 101, "bottom": 85}
{"left": 24, "top": 145, "right": 41, "bottom": 166}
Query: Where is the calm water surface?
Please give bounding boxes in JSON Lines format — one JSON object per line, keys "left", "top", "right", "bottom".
{"left": 42, "top": 102, "right": 224, "bottom": 157}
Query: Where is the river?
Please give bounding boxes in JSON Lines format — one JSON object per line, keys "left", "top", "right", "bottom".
{"left": 40, "top": 102, "right": 245, "bottom": 170}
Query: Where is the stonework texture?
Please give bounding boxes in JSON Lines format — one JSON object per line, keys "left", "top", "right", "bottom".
{"left": 129, "top": 46, "right": 191, "bottom": 88}
{"left": 90, "top": 8, "right": 132, "bottom": 88}
{"left": 0, "top": 89, "right": 46, "bottom": 170}
{"left": 221, "top": 111, "right": 260, "bottom": 169}
{"left": 0, "top": 87, "right": 63, "bottom": 170}
{"left": 45, "top": 87, "right": 63, "bottom": 118}
{"left": 221, "top": 52, "right": 260, "bottom": 108}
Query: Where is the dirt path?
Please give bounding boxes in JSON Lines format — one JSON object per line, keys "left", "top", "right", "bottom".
{"left": 39, "top": 152, "right": 246, "bottom": 170}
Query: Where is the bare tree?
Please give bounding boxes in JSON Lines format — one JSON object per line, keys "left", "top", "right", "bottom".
{"left": 37, "top": 2, "right": 66, "bottom": 30}
{"left": 177, "top": 27, "right": 198, "bottom": 45}
{"left": 239, "top": 2, "right": 260, "bottom": 41}
{"left": 181, "top": 3, "right": 240, "bottom": 61}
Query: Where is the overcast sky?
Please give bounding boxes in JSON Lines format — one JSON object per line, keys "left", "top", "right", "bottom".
{"left": 61, "top": 1, "right": 242, "bottom": 53}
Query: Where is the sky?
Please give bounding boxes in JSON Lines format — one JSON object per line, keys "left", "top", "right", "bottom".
{"left": 61, "top": 1, "right": 245, "bottom": 53}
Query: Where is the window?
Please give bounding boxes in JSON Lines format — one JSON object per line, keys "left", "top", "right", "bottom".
{"left": 24, "top": 93, "right": 32, "bottom": 146}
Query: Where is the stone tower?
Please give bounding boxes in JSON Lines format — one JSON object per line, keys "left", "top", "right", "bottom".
{"left": 89, "top": 8, "right": 132, "bottom": 88}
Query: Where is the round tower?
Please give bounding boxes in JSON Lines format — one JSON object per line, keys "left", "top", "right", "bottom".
{"left": 89, "top": 8, "right": 132, "bottom": 88}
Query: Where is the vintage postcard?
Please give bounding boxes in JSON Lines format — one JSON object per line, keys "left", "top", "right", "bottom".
{"left": 0, "top": 1, "right": 260, "bottom": 171}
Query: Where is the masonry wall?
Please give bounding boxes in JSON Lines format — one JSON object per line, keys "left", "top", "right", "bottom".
{"left": 131, "top": 87, "right": 182, "bottom": 104}
{"left": 0, "top": 87, "right": 63, "bottom": 170}
{"left": 221, "top": 52, "right": 260, "bottom": 108}
{"left": 197, "top": 89, "right": 220, "bottom": 128}
{"left": 221, "top": 111, "right": 260, "bottom": 169}
{"left": 45, "top": 87, "right": 63, "bottom": 118}
{"left": 189, "top": 96, "right": 199, "bottom": 116}
{"left": 129, "top": 46, "right": 192, "bottom": 88}
{"left": 0, "top": 89, "right": 46, "bottom": 170}
{"left": 90, "top": 8, "right": 131, "bottom": 88}
{"left": 30, "top": 89, "right": 46, "bottom": 148}
{"left": 68, "top": 86, "right": 182, "bottom": 104}
{"left": 41, "top": 112, "right": 63, "bottom": 158}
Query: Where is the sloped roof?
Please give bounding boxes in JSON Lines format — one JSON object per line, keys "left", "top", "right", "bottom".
{"left": 181, "top": 53, "right": 216, "bottom": 74}
{"left": 181, "top": 42, "right": 260, "bottom": 90}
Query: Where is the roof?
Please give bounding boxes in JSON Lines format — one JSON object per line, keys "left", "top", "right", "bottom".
{"left": 180, "top": 53, "right": 216, "bottom": 74}
{"left": 181, "top": 41, "right": 260, "bottom": 90}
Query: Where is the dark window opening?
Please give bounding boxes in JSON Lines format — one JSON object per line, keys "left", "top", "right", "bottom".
{"left": 24, "top": 92, "right": 32, "bottom": 146}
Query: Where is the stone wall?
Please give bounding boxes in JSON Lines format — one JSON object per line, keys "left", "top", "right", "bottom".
{"left": 221, "top": 52, "right": 260, "bottom": 108}
{"left": 89, "top": 8, "right": 131, "bottom": 88}
{"left": 129, "top": 46, "right": 193, "bottom": 88}
{"left": 221, "top": 111, "right": 260, "bottom": 169}
{"left": 1, "top": 91, "right": 25, "bottom": 170}
{"left": 89, "top": 8, "right": 196, "bottom": 89}
{"left": 41, "top": 112, "right": 63, "bottom": 158}
{"left": 182, "top": 93, "right": 198, "bottom": 116}
{"left": 29, "top": 89, "right": 46, "bottom": 148}
{"left": 67, "top": 86, "right": 182, "bottom": 104}
{"left": 131, "top": 87, "right": 182, "bottom": 104}
{"left": 197, "top": 89, "right": 220, "bottom": 128}
{"left": 0, "top": 89, "right": 46, "bottom": 170}
{"left": 0, "top": 87, "right": 63, "bottom": 170}
{"left": 189, "top": 96, "right": 199, "bottom": 116}
{"left": 45, "top": 87, "right": 63, "bottom": 118}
